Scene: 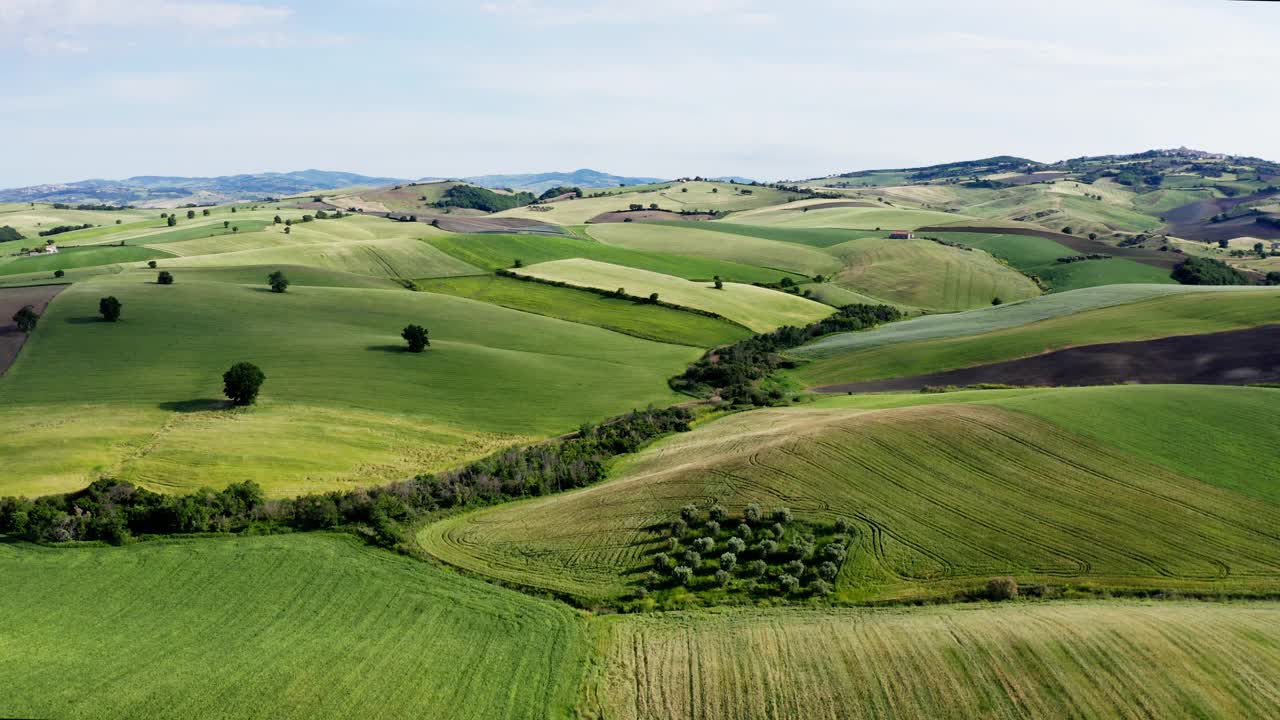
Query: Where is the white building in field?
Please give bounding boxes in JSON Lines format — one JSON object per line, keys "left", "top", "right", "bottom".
{"left": 44, "top": 243, "right": 58, "bottom": 254}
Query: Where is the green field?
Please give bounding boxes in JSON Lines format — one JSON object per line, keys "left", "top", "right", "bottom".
{"left": 418, "top": 274, "right": 751, "bottom": 347}
{"left": 492, "top": 181, "right": 798, "bottom": 225}
{"left": 420, "top": 385, "right": 1280, "bottom": 603}
{"left": 0, "top": 244, "right": 172, "bottom": 277}
{"left": 591, "top": 602, "right": 1280, "bottom": 720}
{"left": 659, "top": 220, "right": 866, "bottom": 248}
{"left": 514, "top": 259, "right": 832, "bottom": 332}
{"left": 0, "top": 271, "right": 695, "bottom": 496}
{"left": 789, "top": 288, "right": 1280, "bottom": 386}
{"left": 827, "top": 237, "right": 1041, "bottom": 311}
{"left": 426, "top": 232, "right": 805, "bottom": 284}
{"left": 0, "top": 203, "right": 154, "bottom": 238}
{"left": 730, "top": 204, "right": 972, "bottom": 230}
{"left": 588, "top": 222, "right": 843, "bottom": 277}
{"left": 0, "top": 533, "right": 587, "bottom": 720}
{"left": 933, "top": 231, "right": 1175, "bottom": 291}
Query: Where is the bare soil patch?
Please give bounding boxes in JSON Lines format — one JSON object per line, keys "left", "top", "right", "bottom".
{"left": 814, "top": 324, "right": 1280, "bottom": 393}
{"left": 1164, "top": 189, "right": 1280, "bottom": 242}
{"left": 0, "top": 284, "right": 67, "bottom": 376}
{"left": 918, "top": 224, "right": 1180, "bottom": 269}
{"left": 588, "top": 210, "right": 717, "bottom": 223}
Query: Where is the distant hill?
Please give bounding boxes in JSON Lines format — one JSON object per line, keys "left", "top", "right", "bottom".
{"left": 452, "top": 169, "right": 667, "bottom": 194}
{"left": 0, "top": 170, "right": 411, "bottom": 207}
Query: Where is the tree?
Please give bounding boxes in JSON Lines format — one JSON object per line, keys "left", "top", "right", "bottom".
{"left": 726, "top": 536, "right": 746, "bottom": 554}
{"left": 986, "top": 576, "right": 1019, "bottom": 600}
{"left": 186, "top": 210, "right": 195, "bottom": 220}
{"left": 771, "top": 507, "right": 792, "bottom": 524}
{"left": 513, "top": 258, "right": 523, "bottom": 268}
{"left": 12, "top": 305, "right": 38, "bottom": 333}
{"left": 719, "top": 552, "right": 737, "bottom": 570}
{"left": 1266, "top": 271, "right": 1280, "bottom": 286}
{"left": 672, "top": 565, "right": 693, "bottom": 586}
{"left": 224, "top": 220, "right": 231, "bottom": 229}
{"left": 648, "top": 292, "right": 659, "bottom": 303}
{"left": 284, "top": 226, "right": 291, "bottom": 235}
{"left": 401, "top": 324, "right": 430, "bottom": 353}
{"left": 991, "top": 297, "right": 1003, "bottom": 305}
{"left": 682, "top": 550, "right": 701, "bottom": 566}
{"left": 649, "top": 203, "right": 659, "bottom": 210}
{"left": 708, "top": 504, "right": 727, "bottom": 522}
{"left": 202, "top": 209, "right": 210, "bottom": 216}
{"left": 53, "top": 269, "right": 65, "bottom": 278}
{"left": 1218, "top": 239, "right": 1230, "bottom": 249}
{"left": 744, "top": 502, "right": 762, "bottom": 523}
{"left": 629, "top": 204, "right": 643, "bottom": 211}
{"left": 818, "top": 561, "right": 839, "bottom": 581}
{"left": 1061, "top": 226, "right": 1072, "bottom": 235}
{"left": 779, "top": 574, "right": 800, "bottom": 594}
{"left": 147, "top": 260, "right": 158, "bottom": 269}
{"left": 157, "top": 271, "right": 174, "bottom": 285}
{"left": 98, "top": 296, "right": 122, "bottom": 322}
{"left": 222, "top": 362, "right": 266, "bottom": 406}
{"left": 714, "top": 569, "right": 731, "bottom": 586}
{"left": 713, "top": 275, "right": 723, "bottom": 290}
{"left": 812, "top": 579, "right": 832, "bottom": 596}
{"left": 167, "top": 215, "right": 177, "bottom": 227}
{"left": 653, "top": 552, "right": 673, "bottom": 572}
{"left": 693, "top": 536, "right": 714, "bottom": 553}
{"left": 268, "top": 270, "right": 290, "bottom": 293}
{"left": 746, "top": 559, "right": 767, "bottom": 577}
{"left": 274, "top": 215, "right": 282, "bottom": 224}
{"left": 1255, "top": 242, "right": 1266, "bottom": 258}
{"left": 680, "top": 504, "right": 699, "bottom": 522}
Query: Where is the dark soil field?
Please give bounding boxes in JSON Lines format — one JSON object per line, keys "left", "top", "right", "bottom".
{"left": 1163, "top": 190, "right": 1280, "bottom": 242}
{"left": 814, "top": 324, "right": 1280, "bottom": 393}
{"left": 588, "top": 209, "right": 717, "bottom": 223}
{"left": 0, "top": 284, "right": 66, "bottom": 375}
{"left": 918, "top": 224, "right": 1181, "bottom": 269}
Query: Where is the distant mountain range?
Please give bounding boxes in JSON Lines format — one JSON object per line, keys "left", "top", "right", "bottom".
{"left": 0, "top": 170, "right": 411, "bottom": 207}
{"left": 448, "top": 169, "right": 668, "bottom": 194}
{"left": 0, "top": 168, "right": 673, "bottom": 206}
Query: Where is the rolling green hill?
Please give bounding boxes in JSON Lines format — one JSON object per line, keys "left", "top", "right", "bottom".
{"left": 931, "top": 231, "right": 1174, "bottom": 291}
{"left": 0, "top": 533, "right": 587, "bottom": 720}
{"left": 419, "top": 386, "right": 1280, "bottom": 604}
{"left": 587, "top": 222, "right": 844, "bottom": 277}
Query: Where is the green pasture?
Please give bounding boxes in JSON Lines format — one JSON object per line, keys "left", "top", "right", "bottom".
{"left": 587, "top": 222, "right": 843, "bottom": 277}
{"left": 932, "top": 231, "right": 1175, "bottom": 290}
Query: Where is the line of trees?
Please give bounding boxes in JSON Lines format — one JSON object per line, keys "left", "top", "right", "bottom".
{"left": 672, "top": 303, "right": 903, "bottom": 405}
{"left": 1171, "top": 256, "right": 1250, "bottom": 285}
{"left": 0, "top": 406, "right": 693, "bottom": 548}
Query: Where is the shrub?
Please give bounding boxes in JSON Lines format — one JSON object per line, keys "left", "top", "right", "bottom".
{"left": 222, "top": 362, "right": 266, "bottom": 406}
{"left": 726, "top": 536, "right": 746, "bottom": 554}
{"left": 669, "top": 518, "right": 688, "bottom": 537}
{"left": 834, "top": 517, "right": 850, "bottom": 533}
{"left": 746, "top": 559, "right": 767, "bottom": 577}
{"left": 672, "top": 565, "right": 693, "bottom": 586}
{"left": 665, "top": 537, "right": 680, "bottom": 552}
{"left": 705, "top": 520, "right": 720, "bottom": 537}
{"left": 167, "top": 216, "right": 177, "bottom": 227}
{"left": 98, "top": 296, "right": 122, "bottom": 322}
{"left": 771, "top": 522, "right": 785, "bottom": 540}
{"left": 812, "top": 579, "right": 832, "bottom": 596}
{"left": 771, "top": 507, "right": 792, "bottom": 524}
{"left": 268, "top": 270, "right": 290, "bottom": 293}
{"left": 757, "top": 539, "right": 777, "bottom": 557}
{"left": 680, "top": 504, "right": 699, "bottom": 523}
{"left": 744, "top": 502, "right": 763, "bottom": 523}
{"left": 736, "top": 522, "right": 753, "bottom": 540}
{"left": 653, "top": 552, "right": 673, "bottom": 572}
{"left": 779, "top": 574, "right": 800, "bottom": 594}
{"left": 708, "top": 504, "right": 727, "bottom": 522}
{"left": 147, "top": 260, "right": 157, "bottom": 269}
{"left": 12, "top": 305, "right": 38, "bottom": 333}
{"left": 53, "top": 269, "right": 64, "bottom": 278}
{"left": 157, "top": 271, "right": 174, "bottom": 285}
{"left": 818, "top": 561, "right": 839, "bottom": 581}
{"left": 986, "top": 576, "right": 1019, "bottom": 601}
{"left": 401, "top": 324, "right": 430, "bottom": 353}
{"left": 714, "top": 569, "right": 731, "bottom": 586}
{"left": 648, "top": 292, "right": 659, "bottom": 303}
{"left": 822, "top": 543, "right": 847, "bottom": 563}
{"left": 719, "top": 552, "right": 737, "bottom": 570}
{"left": 693, "top": 537, "right": 714, "bottom": 553}
{"left": 784, "top": 559, "right": 805, "bottom": 576}
{"left": 682, "top": 550, "right": 701, "bottom": 567}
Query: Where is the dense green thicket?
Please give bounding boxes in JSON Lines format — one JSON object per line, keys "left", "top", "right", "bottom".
{"left": 538, "top": 186, "right": 583, "bottom": 201}
{"left": 38, "top": 224, "right": 93, "bottom": 237}
{"left": 1171, "top": 256, "right": 1251, "bottom": 285}
{"left": 0, "top": 407, "right": 692, "bottom": 548}
{"left": 672, "top": 304, "right": 902, "bottom": 405}
{"left": 437, "top": 185, "right": 535, "bottom": 212}
{"left": 50, "top": 203, "right": 134, "bottom": 210}
{"left": 0, "top": 225, "right": 24, "bottom": 242}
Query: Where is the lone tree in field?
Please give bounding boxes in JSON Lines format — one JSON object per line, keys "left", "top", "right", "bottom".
{"left": 649, "top": 292, "right": 659, "bottom": 303}
{"left": 273, "top": 215, "right": 282, "bottom": 224}
{"left": 147, "top": 260, "right": 157, "bottom": 269}
{"left": 402, "top": 324, "right": 430, "bottom": 353}
{"left": 186, "top": 210, "right": 195, "bottom": 219}
{"left": 223, "top": 361, "right": 266, "bottom": 406}
{"left": 54, "top": 269, "right": 64, "bottom": 278}
{"left": 268, "top": 271, "right": 290, "bottom": 293}
{"left": 713, "top": 275, "right": 723, "bottom": 290}
{"left": 167, "top": 215, "right": 177, "bottom": 227}
{"left": 12, "top": 305, "right": 38, "bottom": 333}
{"left": 223, "top": 220, "right": 231, "bottom": 229}
{"left": 98, "top": 296, "right": 122, "bottom": 322}
{"left": 157, "top": 271, "right": 174, "bottom": 285}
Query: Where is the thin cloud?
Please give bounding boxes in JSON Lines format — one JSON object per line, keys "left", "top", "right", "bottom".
{"left": 479, "top": 0, "right": 775, "bottom": 26}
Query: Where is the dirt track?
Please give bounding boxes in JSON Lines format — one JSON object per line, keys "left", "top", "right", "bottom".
{"left": 916, "top": 224, "right": 1180, "bottom": 269}
{"left": 813, "top": 324, "right": 1280, "bottom": 393}
{"left": 0, "top": 284, "right": 67, "bottom": 376}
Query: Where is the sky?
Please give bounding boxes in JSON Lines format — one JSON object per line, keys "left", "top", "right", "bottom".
{"left": 2, "top": 0, "right": 1278, "bottom": 186}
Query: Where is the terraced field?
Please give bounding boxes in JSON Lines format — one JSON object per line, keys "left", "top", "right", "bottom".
{"left": 426, "top": 232, "right": 804, "bottom": 284}
{"left": 790, "top": 287, "right": 1280, "bottom": 386}
{"left": 418, "top": 275, "right": 751, "bottom": 347}
{"left": 0, "top": 533, "right": 588, "bottom": 720}
{"left": 0, "top": 271, "right": 695, "bottom": 495}
{"left": 513, "top": 259, "right": 831, "bottom": 332}
{"left": 591, "top": 602, "right": 1280, "bottom": 720}
{"left": 826, "top": 237, "right": 1041, "bottom": 311}
{"left": 420, "top": 386, "right": 1280, "bottom": 603}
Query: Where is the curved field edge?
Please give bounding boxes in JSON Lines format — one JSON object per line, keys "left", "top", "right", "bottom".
{"left": 788, "top": 288, "right": 1280, "bottom": 387}
{"left": 585, "top": 601, "right": 1280, "bottom": 720}
{"left": 417, "top": 387, "right": 1280, "bottom": 604}
{"left": 0, "top": 533, "right": 588, "bottom": 720}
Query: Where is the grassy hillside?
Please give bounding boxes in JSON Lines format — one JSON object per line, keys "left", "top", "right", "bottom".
{"left": 514, "top": 259, "right": 831, "bottom": 332}
{"left": 420, "top": 386, "right": 1280, "bottom": 603}
{"left": 0, "top": 533, "right": 587, "bottom": 720}
{"left": 591, "top": 602, "right": 1280, "bottom": 720}
{"left": 493, "top": 181, "right": 798, "bottom": 225}
{"left": 790, "top": 288, "right": 1280, "bottom": 386}
{"left": 426, "top": 232, "right": 806, "bottom": 285}
{"left": 588, "top": 222, "right": 843, "bottom": 277}
{"left": 0, "top": 203, "right": 154, "bottom": 238}
{"left": 418, "top": 275, "right": 750, "bottom": 347}
{"left": 0, "top": 271, "right": 694, "bottom": 495}
{"left": 827, "top": 237, "right": 1041, "bottom": 311}
{"left": 729, "top": 205, "right": 970, "bottom": 230}
{"left": 0, "top": 244, "right": 172, "bottom": 277}
{"left": 661, "top": 220, "right": 865, "bottom": 248}
{"left": 932, "top": 231, "right": 1175, "bottom": 291}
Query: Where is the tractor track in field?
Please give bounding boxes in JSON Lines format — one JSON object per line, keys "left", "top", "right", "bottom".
{"left": 814, "top": 324, "right": 1280, "bottom": 394}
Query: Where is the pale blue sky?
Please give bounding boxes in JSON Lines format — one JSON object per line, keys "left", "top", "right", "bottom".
{"left": 3, "top": 0, "right": 1278, "bottom": 186}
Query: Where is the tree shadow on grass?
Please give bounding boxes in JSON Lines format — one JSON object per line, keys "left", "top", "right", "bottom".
{"left": 158, "top": 398, "right": 233, "bottom": 413}
{"left": 64, "top": 316, "right": 103, "bottom": 325}
{"left": 366, "top": 344, "right": 409, "bottom": 353}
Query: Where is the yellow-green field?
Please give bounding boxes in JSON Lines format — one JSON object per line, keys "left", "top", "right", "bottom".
{"left": 493, "top": 181, "right": 799, "bottom": 225}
